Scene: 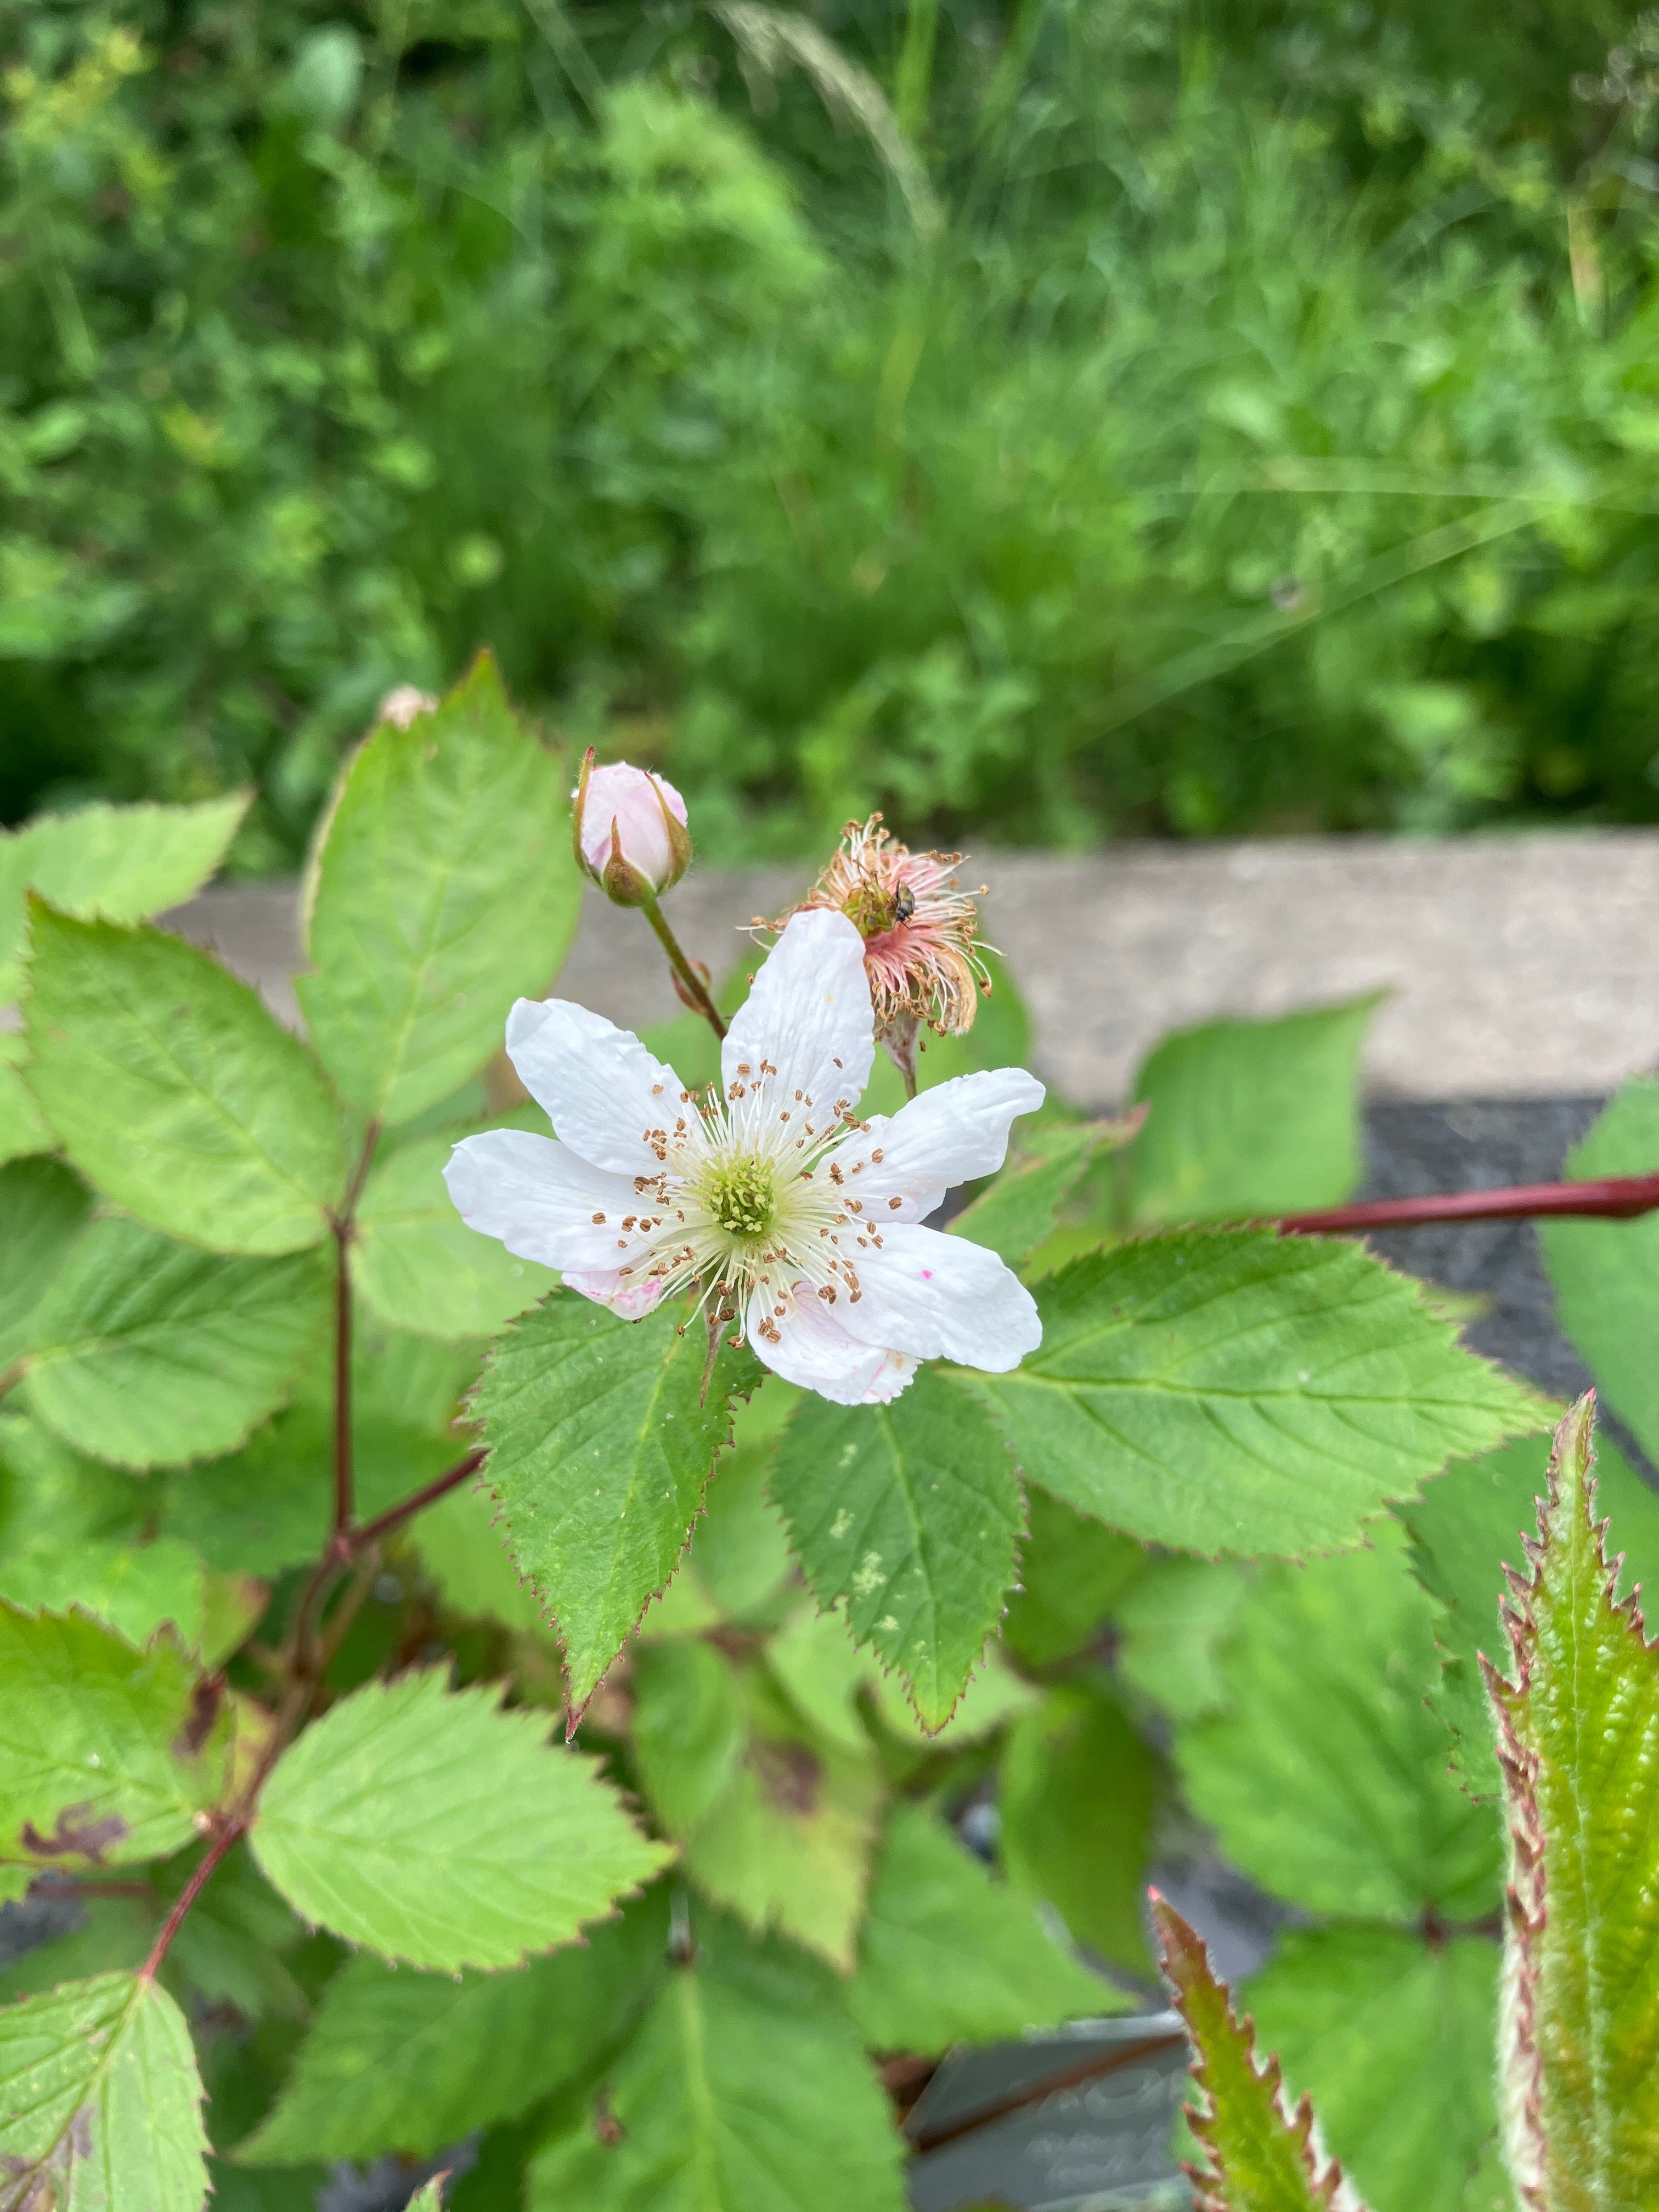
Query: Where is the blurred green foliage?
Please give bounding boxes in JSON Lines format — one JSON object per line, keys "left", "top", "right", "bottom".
{"left": 7, "top": 0, "right": 1659, "bottom": 868}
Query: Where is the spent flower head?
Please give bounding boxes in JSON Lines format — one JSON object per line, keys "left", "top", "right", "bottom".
{"left": 444, "top": 909, "right": 1042, "bottom": 1405}
{"left": 572, "top": 750, "right": 691, "bottom": 907}
{"left": 782, "top": 814, "right": 990, "bottom": 1046}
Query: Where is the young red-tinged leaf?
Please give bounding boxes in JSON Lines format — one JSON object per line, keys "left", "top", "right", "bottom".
{"left": 468, "top": 1291, "right": 764, "bottom": 1718}
{"left": 1153, "top": 1894, "right": 1367, "bottom": 2212}
{"left": 0, "top": 1970, "right": 209, "bottom": 2210}
{"left": 1484, "top": 1391, "right": 1659, "bottom": 2209}
{"left": 249, "top": 1667, "right": 669, "bottom": 1971}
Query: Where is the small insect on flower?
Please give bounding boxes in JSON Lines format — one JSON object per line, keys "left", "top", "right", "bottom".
{"left": 442, "top": 910, "right": 1043, "bottom": 1406}
{"left": 770, "top": 814, "right": 993, "bottom": 1091}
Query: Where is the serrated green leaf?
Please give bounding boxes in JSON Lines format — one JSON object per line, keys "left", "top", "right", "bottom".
{"left": 1128, "top": 996, "right": 1380, "bottom": 1224}
{"left": 297, "top": 651, "right": 579, "bottom": 1127}
{"left": 405, "top": 2183, "right": 447, "bottom": 2212}
{"left": 681, "top": 1671, "right": 884, "bottom": 1972}
{"left": 470, "top": 1291, "right": 764, "bottom": 1712}
{"left": 633, "top": 1639, "right": 748, "bottom": 1835}
{"left": 1246, "top": 1926, "right": 1498, "bottom": 2212}
{"left": 1153, "top": 1895, "right": 1368, "bottom": 2212}
{"left": 0, "top": 1037, "right": 52, "bottom": 1166}
{"left": 0, "top": 791, "right": 249, "bottom": 1006}
{"left": 1114, "top": 1555, "right": 1252, "bottom": 1723}
{"left": 948, "top": 1119, "right": 1120, "bottom": 1267}
{"left": 973, "top": 1229, "right": 1546, "bottom": 1556}
{"left": 527, "top": 1914, "right": 906, "bottom": 2212}
{"left": 0, "top": 1537, "right": 208, "bottom": 1655}
{"left": 998, "top": 1681, "right": 1158, "bottom": 1975}
{"left": 1541, "top": 1079, "right": 1659, "bottom": 1463}
{"left": 770, "top": 1369, "right": 1022, "bottom": 1730}
{"left": 250, "top": 1667, "right": 668, "bottom": 1970}
{"left": 1487, "top": 1393, "right": 1659, "bottom": 2208}
{"left": 0, "top": 1156, "right": 88, "bottom": 1368}
{"left": 23, "top": 906, "right": 347, "bottom": 1255}
{"left": 1404, "top": 1430, "right": 1659, "bottom": 1799}
{"left": 0, "top": 1604, "right": 233, "bottom": 1901}
{"left": 0, "top": 1410, "right": 146, "bottom": 1550}
{"left": 21, "top": 1219, "right": 330, "bottom": 1469}
{"left": 0, "top": 1970, "right": 209, "bottom": 2210}
{"left": 1177, "top": 1526, "right": 1502, "bottom": 1922}
{"left": 354, "top": 1130, "right": 558, "bottom": 1339}
{"left": 848, "top": 1802, "right": 1115, "bottom": 2052}
{"left": 1002, "top": 1485, "right": 1148, "bottom": 1668}
{"left": 868, "top": 1646, "right": 1036, "bottom": 1745}
{"left": 764, "top": 1599, "right": 878, "bottom": 1753}
{"left": 239, "top": 1900, "right": 664, "bottom": 2165}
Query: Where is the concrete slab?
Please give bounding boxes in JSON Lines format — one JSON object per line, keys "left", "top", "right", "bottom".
{"left": 166, "top": 830, "right": 1659, "bottom": 1107}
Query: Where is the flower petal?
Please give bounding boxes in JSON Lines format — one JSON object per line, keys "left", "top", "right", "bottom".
{"left": 563, "top": 1269, "right": 669, "bottom": 1320}
{"left": 722, "top": 910, "right": 874, "bottom": 1127}
{"left": 444, "top": 1130, "right": 650, "bottom": 1271}
{"left": 747, "top": 1284, "right": 918, "bottom": 1406}
{"left": 505, "top": 998, "right": 688, "bottom": 1177}
{"left": 835, "top": 1223, "right": 1041, "bottom": 1372}
{"left": 835, "top": 1068, "right": 1047, "bottom": 1222}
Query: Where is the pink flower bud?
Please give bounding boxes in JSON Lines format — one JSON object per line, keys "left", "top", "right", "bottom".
{"left": 571, "top": 752, "right": 691, "bottom": 905}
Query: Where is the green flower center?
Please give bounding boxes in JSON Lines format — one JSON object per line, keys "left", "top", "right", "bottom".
{"left": 706, "top": 1156, "right": 777, "bottom": 1242}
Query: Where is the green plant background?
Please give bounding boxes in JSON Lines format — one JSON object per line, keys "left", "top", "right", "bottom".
{"left": 8, "top": 0, "right": 1659, "bottom": 868}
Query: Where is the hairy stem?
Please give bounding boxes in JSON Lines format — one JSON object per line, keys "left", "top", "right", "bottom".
{"left": 1273, "top": 1170, "right": 1659, "bottom": 1236}
{"left": 640, "top": 893, "right": 726, "bottom": 1041}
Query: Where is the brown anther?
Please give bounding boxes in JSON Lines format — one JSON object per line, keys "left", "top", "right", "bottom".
{"left": 592, "top": 1212, "right": 606, "bottom": 1224}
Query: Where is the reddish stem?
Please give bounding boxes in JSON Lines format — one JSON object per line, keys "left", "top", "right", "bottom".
{"left": 352, "top": 1448, "right": 486, "bottom": 1549}
{"left": 332, "top": 1224, "right": 354, "bottom": 1537}
{"left": 1274, "top": 1171, "right": 1659, "bottom": 1236}
{"left": 138, "top": 1818, "right": 244, "bottom": 1983}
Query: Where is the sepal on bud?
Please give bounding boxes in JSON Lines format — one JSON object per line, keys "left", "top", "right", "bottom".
{"left": 571, "top": 749, "right": 691, "bottom": 907}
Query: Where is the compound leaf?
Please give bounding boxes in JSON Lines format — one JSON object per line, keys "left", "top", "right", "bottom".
{"left": 0, "top": 790, "right": 248, "bottom": 1005}
{"left": 238, "top": 1903, "right": 664, "bottom": 2166}
{"left": 527, "top": 1915, "right": 906, "bottom": 2212}
{"left": 469, "top": 1292, "right": 763, "bottom": 1714}
{"left": 1486, "top": 1392, "right": 1659, "bottom": 2208}
{"left": 0, "top": 1604, "right": 233, "bottom": 1903}
{"left": 972, "top": 1229, "right": 1545, "bottom": 1557}
{"left": 1128, "top": 997, "right": 1379, "bottom": 1225}
{"left": 770, "top": 1369, "right": 1022, "bottom": 1731}
{"left": 0, "top": 1970, "right": 208, "bottom": 2211}
{"left": 297, "top": 652, "right": 578, "bottom": 1127}
{"left": 354, "top": 1130, "right": 557, "bottom": 1339}
{"left": 250, "top": 1667, "right": 668, "bottom": 1970}
{"left": 24, "top": 906, "right": 346, "bottom": 1255}
{"left": 0, "top": 1156, "right": 90, "bottom": 1368}
{"left": 1177, "top": 1527, "right": 1502, "bottom": 1923}
{"left": 848, "top": 1802, "right": 1114, "bottom": 2052}
{"left": 1246, "top": 1926, "right": 1497, "bottom": 2212}
{"left": 21, "top": 1219, "right": 330, "bottom": 1469}
{"left": 1153, "top": 1895, "right": 1367, "bottom": 2212}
